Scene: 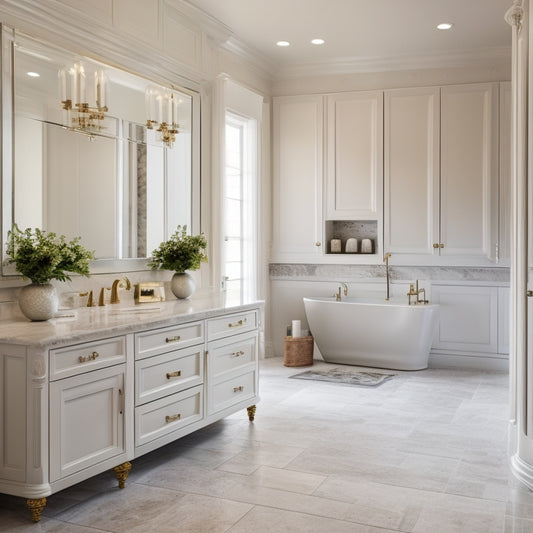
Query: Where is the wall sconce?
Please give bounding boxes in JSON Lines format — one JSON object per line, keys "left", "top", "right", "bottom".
{"left": 145, "top": 86, "right": 179, "bottom": 148}
{"left": 59, "top": 62, "right": 108, "bottom": 132}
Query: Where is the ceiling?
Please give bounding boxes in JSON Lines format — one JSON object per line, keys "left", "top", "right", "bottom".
{"left": 184, "top": 0, "right": 512, "bottom": 74}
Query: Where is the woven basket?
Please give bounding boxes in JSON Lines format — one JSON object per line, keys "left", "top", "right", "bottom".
{"left": 283, "top": 335, "right": 314, "bottom": 367}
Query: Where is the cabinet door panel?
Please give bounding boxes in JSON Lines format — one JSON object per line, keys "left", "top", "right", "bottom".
{"left": 440, "top": 83, "right": 498, "bottom": 258}
{"left": 431, "top": 285, "right": 498, "bottom": 353}
{"left": 327, "top": 91, "right": 383, "bottom": 219}
{"left": 384, "top": 87, "right": 440, "bottom": 254}
{"left": 50, "top": 365, "right": 126, "bottom": 482}
{"left": 272, "top": 96, "right": 323, "bottom": 261}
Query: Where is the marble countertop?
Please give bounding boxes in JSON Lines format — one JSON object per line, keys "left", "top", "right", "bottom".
{"left": 0, "top": 291, "right": 264, "bottom": 348}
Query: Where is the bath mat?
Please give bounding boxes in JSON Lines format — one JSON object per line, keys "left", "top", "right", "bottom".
{"left": 289, "top": 367, "right": 396, "bottom": 387}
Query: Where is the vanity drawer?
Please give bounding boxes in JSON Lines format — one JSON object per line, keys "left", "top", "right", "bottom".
{"left": 135, "top": 345, "right": 204, "bottom": 406}
{"left": 135, "top": 321, "right": 204, "bottom": 360}
{"left": 135, "top": 385, "right": 203, "bottom": 447}
{"left": 209, "top": 368, "right": 257, "bottom": 415}
{"left": 208, "top": 331, "right": 258, "bottom": 379}
{"left": 206, "top": 310, "right": 258, "bottom": 341}
{"left": 50, "top": 336, "right": 128, "bottom": 381}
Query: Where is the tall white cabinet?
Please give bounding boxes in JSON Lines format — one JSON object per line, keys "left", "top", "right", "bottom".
{"left": 384, "top": 82, "right": 499, "bottom": 262}
{"left": 326, "top": 91, "right": 383, "bottom": 220}
{"left": 272, "top": 95, "right": 324, "bottom": 261}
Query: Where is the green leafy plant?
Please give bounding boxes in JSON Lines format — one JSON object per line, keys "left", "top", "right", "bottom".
{"left": 5, "top": 225, "right": 95, "bottom": 284}
{"left": 148, "top": 225, "right": 208, "bottom": 273}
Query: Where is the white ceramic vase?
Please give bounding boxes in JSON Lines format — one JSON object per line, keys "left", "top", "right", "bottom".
{"left": 18, "top": 283, "right": 58, "bottom": 321}
{"left": 170, "top": 272, "right": 195, "bottom": 299}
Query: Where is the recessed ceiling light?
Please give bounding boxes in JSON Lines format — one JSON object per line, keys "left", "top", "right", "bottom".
{"left": 26, "top": 71, "right": 40, "bottom": 77}
{"left": 437, "top": 23, "right": 453, "bottom": 30}
{"left": 276, "top": 40, "right": 290, "bottom": 47}
{"left": 311, "top": 38, "right": 325, "bottom": 45}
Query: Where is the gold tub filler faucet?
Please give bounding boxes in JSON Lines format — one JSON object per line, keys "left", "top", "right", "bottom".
{"left": 333, "top": 282, "right": 348, "bottom": 301}
{"left": 407, "top": 280, "right": 428, "bottom": 305}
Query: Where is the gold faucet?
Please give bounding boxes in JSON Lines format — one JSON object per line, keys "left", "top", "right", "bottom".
{"left": 98, "top": 287, "right": 110, "bottom": 306}
{"left": 333, "top": 287, "right": 342, "bottom": 301}
{"left": 383, "top": 252, "right": 392, "bottom": 300}
{"left": 340, "top": 282, "right": 348, "bottom": 297}
{"left": 110, "top": 277, "right": 131, "bottom": 304}
{"left": 416, "top": 280, "right": 428, "bottom": 304}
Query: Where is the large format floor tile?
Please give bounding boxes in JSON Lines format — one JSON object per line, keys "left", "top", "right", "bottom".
{"left": 0, "top": 358, "right": 531, "bottom": 532}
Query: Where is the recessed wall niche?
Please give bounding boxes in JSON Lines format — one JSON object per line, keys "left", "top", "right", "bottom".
{"left": 325, "top": 220, "right": 378, "bottom": 255}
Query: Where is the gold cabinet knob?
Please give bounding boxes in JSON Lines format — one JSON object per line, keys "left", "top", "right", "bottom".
{"left": 433, "top": 243, "right": 439, "bottom": 249}
{"left": 439, "top": 243, "right": 444, "bottom": 248}
{"left": 315, "top": 242, "right": 321, "bottom": 247}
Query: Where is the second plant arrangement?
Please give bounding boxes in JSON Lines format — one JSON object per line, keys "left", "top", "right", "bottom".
{"left": 148, "top": 225, "right": 208, "bottom": 299}
{"left": 5, "top": 224, "right": 94, "bottom": 320}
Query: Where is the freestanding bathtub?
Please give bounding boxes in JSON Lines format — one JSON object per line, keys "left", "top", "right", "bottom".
{"left": 303, "top": 296, "right": 439, "bottom": 370}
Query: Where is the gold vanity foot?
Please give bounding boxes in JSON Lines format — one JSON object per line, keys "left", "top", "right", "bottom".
{"left": 247, "top": 405, "right": 256, "bottom": 422}
{"left": 26, "top": 497, "right": 47, "bottom": 522}
{"left": 113, "top": 461, "right": 132, "bottom": 489}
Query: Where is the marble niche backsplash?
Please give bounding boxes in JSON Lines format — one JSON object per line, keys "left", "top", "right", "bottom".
{"left": 0, "top": 269, "right": 192, "bottom": 322}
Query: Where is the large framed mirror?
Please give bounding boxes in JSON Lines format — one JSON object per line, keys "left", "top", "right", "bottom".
{"left": 1, "top": 26, "right": 200, "bottom": 276}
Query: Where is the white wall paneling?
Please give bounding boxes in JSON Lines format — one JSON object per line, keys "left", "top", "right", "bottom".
{"left": 499, "top": 81, "right": 512, "bottom": 264}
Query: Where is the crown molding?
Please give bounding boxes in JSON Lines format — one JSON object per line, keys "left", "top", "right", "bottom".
{"left": 221, "top": 37, "right": 278, "bottom": 80}
{"left": 0, "top": 0, "right": 205, "bottom": 89}
{"left": 167, "top": 0, "right": 233, "bottom": 45}
{"left": 274, "top": 46, "right": 512, "bottom": 80}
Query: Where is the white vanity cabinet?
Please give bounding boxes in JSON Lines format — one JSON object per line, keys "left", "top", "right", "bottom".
{"left": 0, "top": 298, "right": 262, "bottom": 522}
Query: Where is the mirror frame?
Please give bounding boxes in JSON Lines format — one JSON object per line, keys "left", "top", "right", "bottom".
{"left": 0, "top": 25, "right": 201, "bottom": 277}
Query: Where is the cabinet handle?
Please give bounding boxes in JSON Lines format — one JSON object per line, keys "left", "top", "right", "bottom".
{"left": 228, "top": 319, "right": 246, "bottom": 328}
{"left": 232, "top": 350, "right": 245, "bottom": 358}
{"left": 433, "top": 243, "right": 439, "bottom": 249}
{"left": 165, "top": 335, "right": 181, "bottom": 343}
{"left": 118, "top": 388, "right": 124, "bottom": 414}
{"left": 439, "top": 243, "right": 444, "bottom": 248}
{"left": 315, "top": 242, "right": 321, "bottom": 247}
{"left": 233, "top": 386, "right": 244, "bottom": 393}
{"left": 79, "top": 351, "right": 99, "bottom": 363}
{"left": 166, "top": 370, "right": 182, "bottom": 379}
{"left": 165, "top": 413, "right": 181, "bottom": 423}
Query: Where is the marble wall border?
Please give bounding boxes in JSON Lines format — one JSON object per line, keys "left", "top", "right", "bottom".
{"left": 269, "top": 263, "right": 511, "bottom": 283}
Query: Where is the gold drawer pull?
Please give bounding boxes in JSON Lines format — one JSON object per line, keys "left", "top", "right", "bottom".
{"left": 233, "top": 386, "right": 244, "bottom": 393}
{"left": 228, "top": 318, "right": 246, "bottom": 328}
{"left": 166, "top": 370, "right": 182, "bottom": 379}
{"left": 232, "top": 350, "right": 245, "bottom": 357}
{"left": 165, "top": 335, "right": 181, "bottom": 343}
{"left": 165, "top": 413, "right": 181, "bottom": 423}
{"left": 79, "top": 351, "right": 99, "bottom": 363}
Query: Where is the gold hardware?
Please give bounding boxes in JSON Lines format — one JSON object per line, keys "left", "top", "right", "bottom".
{"left": 86, "top": 290, "right": 94, "bottom": 307}
{"left": 233, "top": 386, "right": 244, "bottom": 393}
{"left": 439, "top": 243, "right": 444, "bottom": 248}
{"left": 232, "top": 350, "right": 245, "bottom": 357}
{"left": 98, "top": 287, "right": 110, "bottom": 306}
{"left": 26, "top": 498, "right": 47, "bottom": 523}
{"left": 79, "top": 351, "right": 99, "bottom": 363}
{"left": 433, "top": 243, "right": 439, "bottom": 249}
{"left": 315, "top": 242, "right": 321, "bottom": 247}
{"left": 118, "top": 388, "right": 123, "bottom": 414}
{"left": 165, "top": 413, "right": 181, "bottom": 423}
{"left": 247, "top": 405, "right": 256, "bottom": 421}
{"left": 113, "top": 462, "right": 132, "bottom": 489}
{"left": 110, "top": 277, "right": 131, "bottom": 304}
{"left": 407, "top": 284, "right": 418, "bottom": 305}
{"left": 527, "top": 290, "right": 533, "bottom": 297}
{"left": 165, "top": 335, "right": 181, "bottom": 343}
{"left": 229, "top": 318, "right": 246, "bottom": 328}
{"left": 333, "top": 288, "right": 342, "bottom": 301}
{"left": 407, "top": 280, "right": 428, "bottom": 305}
{"left": 166, "top": 370, "right": 182, "bottom": 379}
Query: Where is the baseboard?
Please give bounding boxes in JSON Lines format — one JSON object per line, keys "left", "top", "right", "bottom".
{"left": 511, "top": 453, "right": 533, "bottom": 490}
{"left": 429, "top": 351, "right": 508, "bottom": 371}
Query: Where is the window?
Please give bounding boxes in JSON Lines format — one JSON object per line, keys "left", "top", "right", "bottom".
{"left": 222, "top": 111, "right": 258, "bottom": 301}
